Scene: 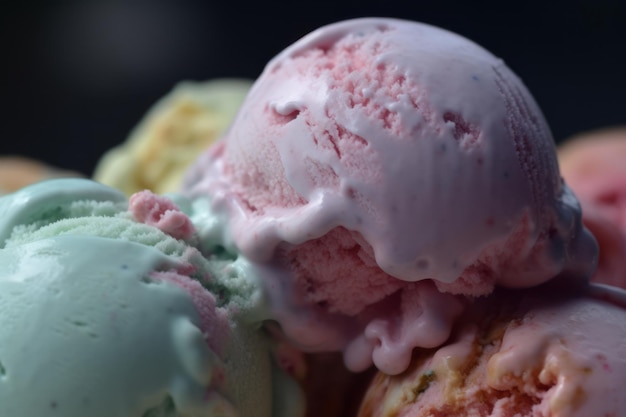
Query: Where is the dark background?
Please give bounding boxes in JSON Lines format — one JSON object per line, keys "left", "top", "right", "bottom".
{"left": 2, "top": 0, "right": 625, "bottom": 176}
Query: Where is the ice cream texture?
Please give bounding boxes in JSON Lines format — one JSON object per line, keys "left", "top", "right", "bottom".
{"left": 182, "top": 17, "right": 597, "bottom": 374}
{"left": 358, "top": 284, "right": 626, "bottom": 417}
{"left": 558, "top": 127, "right": 626, "bottom": 289}
{"left": 94, "top": 78, "right": 252, "bottom": 195}
{"left": 0, "top": 179, "right": 304, "bottom": 417}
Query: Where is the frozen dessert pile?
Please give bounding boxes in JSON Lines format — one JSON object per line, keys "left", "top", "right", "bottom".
{"left": 1, "top": 16, "right": 624, "bottom": 417}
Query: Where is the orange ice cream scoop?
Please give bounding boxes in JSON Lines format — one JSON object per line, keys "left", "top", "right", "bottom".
{"left": 0, "top": 156, "right": 82, "bottom": 193}
{"left": 558, "top": 127, "right": 626, "bottom": 289}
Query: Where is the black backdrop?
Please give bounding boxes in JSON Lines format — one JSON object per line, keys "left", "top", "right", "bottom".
{"left": 2, "top": 0, "right": 625, "bottom": 176}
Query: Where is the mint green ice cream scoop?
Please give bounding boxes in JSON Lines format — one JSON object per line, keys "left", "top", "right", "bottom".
{"left": 0, "top": 179, "right": 304, "bottom": 417}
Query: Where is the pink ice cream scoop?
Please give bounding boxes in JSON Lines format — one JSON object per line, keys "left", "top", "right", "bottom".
{"left": 358, "top": 284, "right": 626, "bottom": 417}
{"left": 183, "top": 18, "right": 597, "bottom": 375}
{"left": 558, "top": 127, "right": 626, "bottom": 289}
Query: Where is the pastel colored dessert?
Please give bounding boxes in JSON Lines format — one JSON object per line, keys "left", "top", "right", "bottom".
{"left": 0, "top": 17, "right": 619, "bottom": 417}
{"left": 0, "top": 178, "right": 304, "bottom": 417}
{"left": 358, "top": 284, "right": 626, "bottom": 417}
{"left": 558, "top": 127, "right": 626, "bottom": 289}
{"left": 181, "top": 17, "right": 597, "bottom": 376}
{"left": 0, "top": 156, "right": 82, "bottom": 194}
{"left": 93, "top": 78, "right": 252, "bottom": 195}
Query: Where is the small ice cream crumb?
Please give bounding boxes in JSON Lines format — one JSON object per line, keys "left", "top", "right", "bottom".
{"left": 130, "top": 190, "right": 195, "bottom": 240}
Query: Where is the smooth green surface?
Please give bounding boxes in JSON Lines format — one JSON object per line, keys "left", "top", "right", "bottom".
{"left": 0, "top": 236, "right": 226, "bottom": 416}
{"left": 0, "top": 179, "right": 305, "bottom": 417}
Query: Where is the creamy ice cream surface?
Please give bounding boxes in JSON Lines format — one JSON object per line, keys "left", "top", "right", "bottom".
{"left": 182, "top": 17, "right": 597, "bottom": 375}
{"left": 0, "top": 179, "right": 304, "bottom": 417}
{"left": 359, "top": 284, "right": 626, "bottom": 417}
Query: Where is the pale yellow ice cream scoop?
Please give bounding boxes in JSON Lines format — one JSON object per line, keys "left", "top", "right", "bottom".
{"left": 94, "top": 78, "right": 252, "bottom": 195}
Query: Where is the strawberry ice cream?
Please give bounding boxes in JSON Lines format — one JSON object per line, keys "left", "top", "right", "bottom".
{"left": 182, "top": 17, "right": 597, "bottom": 375}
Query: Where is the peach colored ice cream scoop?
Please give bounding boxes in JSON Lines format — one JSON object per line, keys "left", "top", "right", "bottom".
{"left": 182, "top": 18, "right": 597, "bottom": 375}
{"left": 0, "top": 156, "right": 82, "bottom": 193}
{"left": 558, "top": 127, "right": 626, "bottom": 289}
{"left": 358, "top": 284, "right": 626, "bottom": 417}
